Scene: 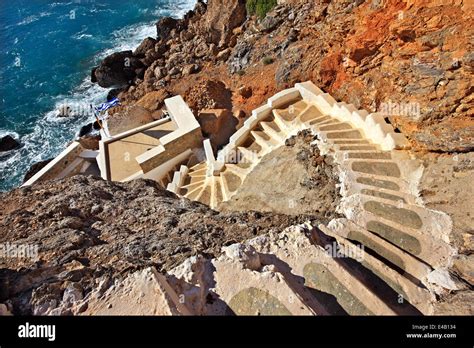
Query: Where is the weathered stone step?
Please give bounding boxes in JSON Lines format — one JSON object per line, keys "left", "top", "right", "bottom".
{"left": 319, "top": 224, "right": 434, "bottom": 314}
{"left": 360, "top": 188, "right": 408, "bottom": 203}
{"left": 183, "top": 173, "right": 206, "bottom": 186}
{"left": 246, "top": 226, "right": 398, "bottom": 315}
{"left": 350, "top": 160, "right": 402, "bottom": 178}
{"left": 308, "top": 115, "right": 333, "bottom": 126}
{"left": 299, "top": 105, "right": 325, "bottom": 123}
{"left": 345, "top": 152, "right": 392, "bottom": 160}
{"left": 196, "top": 185, "right": 212, "bottom": 206}
{"left": 342, "top": 170, "right": 414, "bottom": 196}
{"left": 314, "top": 119, "right": 341, "bottom": 128}
{"left": 218, "top": 175, "right": 231, "bottom": 202}
{"left": 260, "top": 121, "right": 286, "bottom": 143}
{"left": 207, "top": 249, "right": 317, "bottom": 315}
{"left": 272, "top": 109, "right": 293, "bottom": 130}
{"left": 237, "top": 146, "right": 258, "bottom": 164}
{"left": 181, "top": 179, "right": 206, "bottom": 194}
{"left": 210, "top": 177, "right": 223, "bottom": 208}
{"left": 185, "top": 185, "right": 205, "bottom": 201}
{"left": 190, "top": 162, "right": 206, "bottom": 172}
{"left": 188, "top": 166, "right": 207, "bottom": 176}
{"left": 275, "top": 100, "right": 309, "bottom": 122}
{"left": 220, "top": 169, "right": 243, "bottom": 193}
{"left": 326, "top": 219, "right": 432, "bottom": 282}
{"left": 246, "top": 139, "right": 264, "bottom": 156}
{"left": 319, "top": 122, "right": 354, "bottom": 132}
{"left": 225, "top": 163, "right": 250, "bottom": 177}
{"left": 332, "top": 139, "right": 371, "bottom": 145}
{"left": 323, "top": 129, "right": 364, "bottom": 140}
{"left": 251, "top": 130, "right": 279, "bottom": 150}
{"left": 337, "top": 145, "right": 379, "bottom": 151}
{"left": 340, "top": 194, "right": 454, "bottom": 268}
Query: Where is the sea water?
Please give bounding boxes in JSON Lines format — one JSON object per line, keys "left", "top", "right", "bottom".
{"left": 0, "top": 0, "right": 196, "bottom": 191}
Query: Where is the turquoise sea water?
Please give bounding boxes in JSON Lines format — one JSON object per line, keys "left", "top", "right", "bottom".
{"left": 0, "top": 0, "right": 196, "bottom": 191}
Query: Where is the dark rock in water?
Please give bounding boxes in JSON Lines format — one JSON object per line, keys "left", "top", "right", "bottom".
{"left": 107, "top": 88, "right": 126, "bottom": 102}
{"left": 23, "top": 158, "right": 52, "bottom": 183}
{"left": 133, "top": 37, "right": 157, "bottom": 57}
{"left": 156, "top": 17, "right": 179, "bottom": 41}
{"left": 79, "top": 123, "right": 93, "bottom": 137}
{"left": 79, "top": 121, "right": 101, "bottom": 138}
{"left": 0, "top": 135, "right": 20, "bottom": 152}
{"left": 91, "top": 67, "right": 97, "bottom": 83}
{"left": 91, "top": 51, "right": 144, "bottom": 88}
{"left": 57, "top": 105, "right": 73, "bottom": 118}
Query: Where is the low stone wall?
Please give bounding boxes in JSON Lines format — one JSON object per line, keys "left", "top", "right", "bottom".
{"left": 22, "top": 142, "right": 85, "bottom": 187}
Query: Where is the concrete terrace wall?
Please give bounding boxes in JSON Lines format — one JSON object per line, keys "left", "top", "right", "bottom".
{"left": 23, "top": 141, "right": 85, "bottom": 187}
{"left": 99, "top": 117, "right": 176, "bottom": 181}
{"left": 136, "top": 96, "right": 203, "bottom": 174}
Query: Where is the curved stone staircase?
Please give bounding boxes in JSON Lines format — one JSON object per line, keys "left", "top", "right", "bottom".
{"left": 159, "top": 82, "right": 457, "bottom": 316}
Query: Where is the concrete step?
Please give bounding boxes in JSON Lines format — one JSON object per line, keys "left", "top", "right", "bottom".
{"left": 237, "top": 146, "right": 258, "bottom": 165}
{"left": 299, "top": 105, "right": 325, "bottom": 124}
{"left": 221, "top": 169, "right": 244, "bottom": 194}
{"left": 319, "top": 122, "right": 354, "bottom": 132}
{"left": 245, "top": 226, "right": 398, "bottom": 315}
{"left": 251, "top": 130, "right": 279, "bottom": 151}
{"left": 182, "top": 173, "right": 207, "bottom": 186}
{"left": 225, "top": 163, "right": 251, "bottom": 177}
{"left": 325, "top": 219, "right": 432, "bottom": 282}
{"left": 260, "top": 121, "right": 286, "bottom": 143}
{"left": 319, "top": 224, "right": 434, "bottom": 314}
{"left": 180, "top": 180, "right": 206, "bottom": 194}
{"left": 196, "top": 184, "right": 212, "bottom": 206}
{"left": 340, "top": 194, "right": 454, "bottom": 268}
{"left": 211, "top": 177, "right": 224, "bottom": 209}
{"left": 272, "top": 109, "right": 292, "bottom": 131}
{"left": 184, "top": 185, "right": 205, "bottom": 201}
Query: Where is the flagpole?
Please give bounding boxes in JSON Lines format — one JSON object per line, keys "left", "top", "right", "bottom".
{"left": 92, "top": 99, "right": 120, "bottom": 140}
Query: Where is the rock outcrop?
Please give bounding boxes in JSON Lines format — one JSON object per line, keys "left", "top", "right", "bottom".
{"left": 91, "top": 51, "right": 145, "bottom": 88}
{"left": 0, "top": 176, "right": 310, "bottom": 315}
{"left": 0, "top": 135, "right": 20, "bottom": 152}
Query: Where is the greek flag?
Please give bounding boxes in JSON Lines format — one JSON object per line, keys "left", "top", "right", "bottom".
{"left": 94, "top": 98, "right": 120, "bottom": 113}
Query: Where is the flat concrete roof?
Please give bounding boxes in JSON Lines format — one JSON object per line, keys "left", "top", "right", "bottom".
{"left": 107, "top": 119, "right": 177, "bottom": 181}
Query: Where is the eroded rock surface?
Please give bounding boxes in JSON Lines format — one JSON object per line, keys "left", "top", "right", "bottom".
{"left": 0, "top": 176, "right": 311, "bottom": 315}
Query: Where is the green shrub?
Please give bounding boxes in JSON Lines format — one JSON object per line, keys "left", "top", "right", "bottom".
{"left": 246, "top": 0, "right": 277, "bottom": 19}
{"left": 262, "top": 56, "right": 274, "bottom": 65}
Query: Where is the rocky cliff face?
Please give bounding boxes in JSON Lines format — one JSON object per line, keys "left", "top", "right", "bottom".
{"left": 0, "top": 176, "right": 313, "bottom": 315}
{"left": 90, "top": 0, "right": 473, "bottom": 152}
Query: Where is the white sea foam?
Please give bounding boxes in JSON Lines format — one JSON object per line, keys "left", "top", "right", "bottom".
{"left": 17, "top": 11, "right": 51, "bottom": 26}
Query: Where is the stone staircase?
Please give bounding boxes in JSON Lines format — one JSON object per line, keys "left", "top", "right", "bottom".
{"left": 158, "top": 81, "right": 456, "bottom": 316}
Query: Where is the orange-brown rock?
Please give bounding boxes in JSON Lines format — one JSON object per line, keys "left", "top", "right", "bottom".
{"left": 197, "top": 108, "right": 238, "bottom": 150}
